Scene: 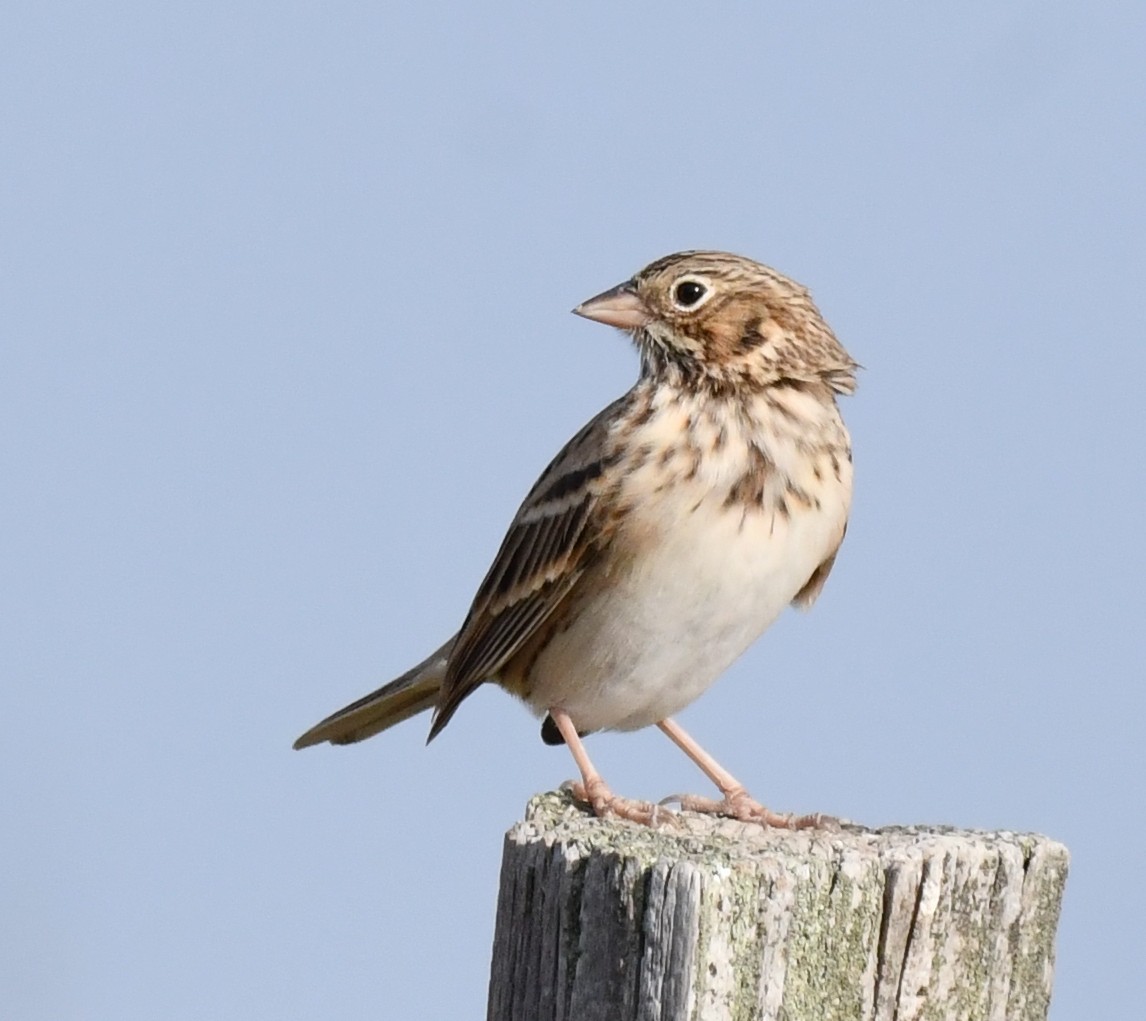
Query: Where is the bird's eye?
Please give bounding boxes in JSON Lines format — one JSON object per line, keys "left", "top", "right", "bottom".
{"left": 673, "top": 279, "right": 708, "bottom": 309}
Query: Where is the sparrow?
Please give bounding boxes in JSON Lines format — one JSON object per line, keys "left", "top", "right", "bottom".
{"left": 294, "top": 251, "right": 857, "bottom": 827}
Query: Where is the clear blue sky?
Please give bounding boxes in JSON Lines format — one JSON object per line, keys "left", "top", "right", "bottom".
{"left": 3, "top": 4, "right": 1142, "bottom": 1018}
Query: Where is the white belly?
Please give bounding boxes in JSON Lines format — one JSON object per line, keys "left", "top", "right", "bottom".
{"left": 525, "top": 466, "right": 849, "bottom": 733}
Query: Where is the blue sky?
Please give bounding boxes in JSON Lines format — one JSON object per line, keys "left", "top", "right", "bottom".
{"left": 2, "top": 3, "right": 1143, "bottom": 1018}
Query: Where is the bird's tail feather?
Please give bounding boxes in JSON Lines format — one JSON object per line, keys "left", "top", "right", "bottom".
{"left": 292, "top": 635, "right": 456, "bottom": 749}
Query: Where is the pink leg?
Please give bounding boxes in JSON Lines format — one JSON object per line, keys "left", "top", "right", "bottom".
{"left": 657, "top": 718, "right": 834, "bottom": 829}
{"left": 550, "top": 709, "right": 665, "bottom": 826}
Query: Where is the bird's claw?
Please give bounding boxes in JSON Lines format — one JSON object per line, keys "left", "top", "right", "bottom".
{"left": 564, "top": 778, "right": 678, "bottom": 828}
{"left": 662, "top": 789, "right": 839, "bottom": 830}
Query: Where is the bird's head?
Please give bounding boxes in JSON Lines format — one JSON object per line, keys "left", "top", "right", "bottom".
{"left": 574, "top": 250, "right": 857, "bottom": 396}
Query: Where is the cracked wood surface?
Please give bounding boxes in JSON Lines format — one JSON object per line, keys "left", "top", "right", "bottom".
{"left": 486, "top": 791, "right": 1068, "bottom": 1021}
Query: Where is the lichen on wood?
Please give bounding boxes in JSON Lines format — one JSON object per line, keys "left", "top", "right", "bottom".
{"left": 486, "top": 791, "right": 1068, "bottom": 1021}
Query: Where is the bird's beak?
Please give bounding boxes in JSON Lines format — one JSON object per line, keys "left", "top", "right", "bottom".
{"left": 572, "top": 281, "right": 651, "bottom": 330}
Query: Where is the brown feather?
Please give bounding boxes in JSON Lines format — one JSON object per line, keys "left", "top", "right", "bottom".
{"left": 426, "top": 395, "right": 634, "bottom": 739}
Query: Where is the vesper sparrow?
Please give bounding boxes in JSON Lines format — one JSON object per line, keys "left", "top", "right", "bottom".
{"left": 295, "top": 251, "right": 857, "bottom": 827}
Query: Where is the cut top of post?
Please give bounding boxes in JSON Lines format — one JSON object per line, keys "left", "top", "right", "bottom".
{"left": 488, "top": 792, "right": 1069, "bottom": 1021}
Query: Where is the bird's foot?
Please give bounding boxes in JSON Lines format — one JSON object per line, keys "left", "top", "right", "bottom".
{"left": 565, "top": 778, "right": 676, "bottom": 827}
{"left": 662, "top": 788, "right": 839, "bottom": 830}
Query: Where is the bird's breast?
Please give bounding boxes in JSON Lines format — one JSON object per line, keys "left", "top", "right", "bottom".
{"left": 518, "top": 390, "right": 851, "bottom": 733}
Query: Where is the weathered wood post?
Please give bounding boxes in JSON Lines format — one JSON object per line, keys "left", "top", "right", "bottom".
{"left": 487, "top": 791, "right": 1068, "bottom": 1021}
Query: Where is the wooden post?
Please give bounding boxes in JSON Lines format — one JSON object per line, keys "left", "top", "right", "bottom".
{"left": 487, "top": 791, "right": 1068, "bottom": 1021}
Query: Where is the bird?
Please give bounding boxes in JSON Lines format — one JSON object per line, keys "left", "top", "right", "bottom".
{"left": 293, "top": 250, "right": 857, "bottom": 827}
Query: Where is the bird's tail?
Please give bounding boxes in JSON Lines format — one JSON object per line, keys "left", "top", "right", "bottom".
{"left": 292, "top": 635, "right": 456, "bottom": 749}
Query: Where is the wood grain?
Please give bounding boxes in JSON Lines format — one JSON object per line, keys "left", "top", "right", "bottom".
{"left": 487, "top": 791, "right": 1068, "bottom": 1021}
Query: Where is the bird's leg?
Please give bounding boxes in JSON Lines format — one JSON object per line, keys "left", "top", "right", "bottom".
{"left": 657, "top": 718, "right": 833, "bottom": 829}
{"left": 550, "top": 708, "right": 665, "bottom": 826}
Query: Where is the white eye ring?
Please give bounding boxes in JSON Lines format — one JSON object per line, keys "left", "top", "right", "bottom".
{"left": 670, "top": 275, "right": 714, "bottom": 311}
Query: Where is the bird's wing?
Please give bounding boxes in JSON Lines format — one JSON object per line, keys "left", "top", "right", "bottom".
{"left": 790, "top": 523, "right": 847, "bottom": 609}
{"left": 427, "top": 394, "right": 632, "bottom": 738}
